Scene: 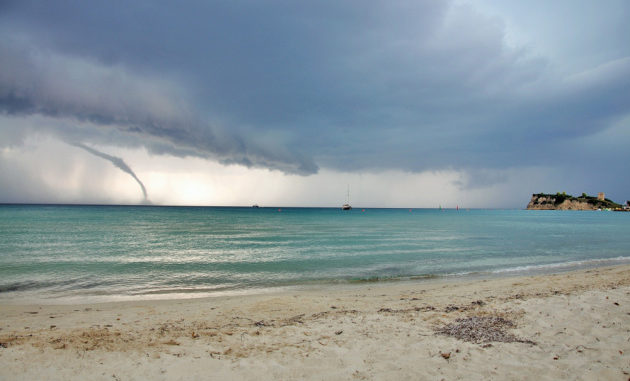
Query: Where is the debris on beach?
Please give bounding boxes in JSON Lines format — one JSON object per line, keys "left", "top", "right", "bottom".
{"left": 254, "top": 320, "right": 272, "bottom": 327}
{"left": 284, "top": 314, "right": 305, "bottom": 325}
{"left": 436, "top": 316, "right": 536, "bottom": 345}
{"left": 377, "top": 305, "right": 435, "bottom": 314}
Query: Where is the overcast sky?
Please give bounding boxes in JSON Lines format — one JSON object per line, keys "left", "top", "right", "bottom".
{"left": 1, "top": 0, "right": 628, "bottom": 207}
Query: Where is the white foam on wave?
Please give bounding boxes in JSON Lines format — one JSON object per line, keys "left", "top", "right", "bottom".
{"left": 490, "top": 256, "right": 630, "bottom": 274}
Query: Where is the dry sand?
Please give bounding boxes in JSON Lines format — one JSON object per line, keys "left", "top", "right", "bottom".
{"left": 1, "top": 265, "right": 629, "bottom": 380}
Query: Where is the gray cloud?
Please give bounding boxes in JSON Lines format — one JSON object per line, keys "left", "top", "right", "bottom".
{"left": 0, "top": 38, "right": 318, "bottom": 175}
{"left": 0, "top": 0, "right": 629, "bottom": 201}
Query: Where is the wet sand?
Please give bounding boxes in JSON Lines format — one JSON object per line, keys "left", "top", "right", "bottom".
{"left": 1, "top": 265, "right": 629, "bottom": 380}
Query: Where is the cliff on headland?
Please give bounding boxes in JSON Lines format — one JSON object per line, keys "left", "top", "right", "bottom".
{"left": 527, "top": 193, "right": 622, "bottom": 210}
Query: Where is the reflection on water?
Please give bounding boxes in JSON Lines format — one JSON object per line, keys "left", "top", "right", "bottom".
{"left": 1, "top": 205, "right": 629, "bottom": 302}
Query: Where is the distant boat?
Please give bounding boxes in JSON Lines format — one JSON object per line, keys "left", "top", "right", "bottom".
{"left": 342, "top": 185, "right": 352, "bottom": 210}
{"left": 252, "top": 204, "right": 260, "bottom": 208}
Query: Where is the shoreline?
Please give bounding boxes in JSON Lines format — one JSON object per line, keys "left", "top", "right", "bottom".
{"left": 3, "top": 255, "right": 630, "bottom": 306}
{"left": 2, "top": 264, "right": 629, "bottom": 379}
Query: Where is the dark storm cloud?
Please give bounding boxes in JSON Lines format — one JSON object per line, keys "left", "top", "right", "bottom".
{"left": 0, "top": 38, "right": 317, "bottom": 174}
{"left": 1, "top": 0, "right": 629, "bottom": 182}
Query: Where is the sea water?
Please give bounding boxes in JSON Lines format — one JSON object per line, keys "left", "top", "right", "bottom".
{"left": 0, "top": 205, "right": 628, "bottom": 303}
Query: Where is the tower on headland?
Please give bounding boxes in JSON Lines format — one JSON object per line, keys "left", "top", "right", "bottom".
{"left": 597, "top": 192, "right": 605, "bottom": 201}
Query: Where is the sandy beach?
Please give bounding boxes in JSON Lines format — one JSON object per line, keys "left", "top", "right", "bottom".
{"left": 1, "top": 265, "right": 629, "bottom": 380}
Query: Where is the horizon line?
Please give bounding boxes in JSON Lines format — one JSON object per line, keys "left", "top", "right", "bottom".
{"left": 0, "top": 202, "right": 517, "bottom": 210}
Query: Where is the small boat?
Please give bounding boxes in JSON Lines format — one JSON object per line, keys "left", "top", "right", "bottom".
{"left": 341, "top": 185, "right": 352, "bottom": 210}
{"left": 252, "top": 204, "right": 260, "bottom": 208}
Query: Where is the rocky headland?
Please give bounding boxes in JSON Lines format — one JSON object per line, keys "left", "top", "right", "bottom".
{"left": 527, "top": 192, "right": 622, "bottom": 210}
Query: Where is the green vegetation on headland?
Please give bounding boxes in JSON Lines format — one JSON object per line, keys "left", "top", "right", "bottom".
{"left": 527, "top": 192, "right": 626, "bottom": 210}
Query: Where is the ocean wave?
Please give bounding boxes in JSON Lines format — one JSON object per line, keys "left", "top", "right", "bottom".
{"left": 489, "top": 256, "right": 630, "bottom": 274}
{"left": 0, "top": 279, "right": 75, "bottom": 293}
{"left": 345, "top": 273, "right": 440, "bottom": 284}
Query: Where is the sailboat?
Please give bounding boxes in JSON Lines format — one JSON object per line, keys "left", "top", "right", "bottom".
{"left": 341, "top": 185, "right": 352, "bottom": 210}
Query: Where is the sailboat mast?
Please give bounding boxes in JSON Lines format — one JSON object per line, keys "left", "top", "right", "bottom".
{"left": 342, "top": 184, "right": 352, "bottom": 210}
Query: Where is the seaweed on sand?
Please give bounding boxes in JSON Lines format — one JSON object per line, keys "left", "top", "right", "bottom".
{"left": 436, "top": 316, "right": 535, "bottom": 345}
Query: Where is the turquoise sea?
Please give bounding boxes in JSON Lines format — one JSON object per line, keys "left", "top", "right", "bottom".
{"left": 1, "top": 205, "right": 629, "bottom": 303}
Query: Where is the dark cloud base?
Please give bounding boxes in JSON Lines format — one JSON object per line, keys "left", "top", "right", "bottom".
{"left": 0, "top": 0, "right": 629, "bottom": 200}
